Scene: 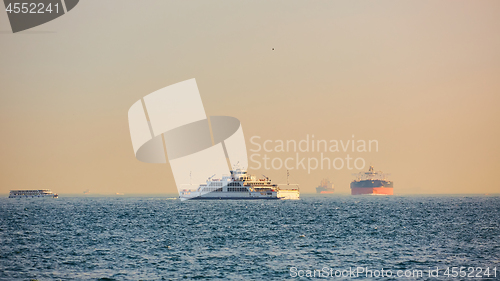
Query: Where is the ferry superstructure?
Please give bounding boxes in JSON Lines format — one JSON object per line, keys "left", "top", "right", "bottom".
{"left": 350, "top": 166, "right": 393, "bottom": 195}
{"left": 179, "top": 169, "right": 299, "bottom": 201}
{"left": 9, "top": 190, "right": 59, "bottom": 198}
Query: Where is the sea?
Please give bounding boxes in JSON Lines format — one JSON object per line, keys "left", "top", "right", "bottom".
{"left": 0, "top": 195, "right": 499, "bottom": 280}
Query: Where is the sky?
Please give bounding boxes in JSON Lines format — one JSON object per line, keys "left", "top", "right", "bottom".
{"left": 0, "top": 0, "right": 499, "bottom": 195}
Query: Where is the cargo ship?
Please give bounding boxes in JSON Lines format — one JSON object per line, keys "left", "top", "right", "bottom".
{"left": 316, "top": 179, "right": 334, "bottom": 194}
{"left": 351, "top": 166, "right": 393, "bottom": 195}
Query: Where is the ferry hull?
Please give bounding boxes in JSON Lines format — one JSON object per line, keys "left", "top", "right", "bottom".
{"left": 180, "top": 190, "right": 300, "bottom": 201}
{"left": 351, "top": 187, "right": 393, "bottom": 195}
{"left": 184, "top": 196, "right": 280, "bottom": 201}
{"left": 319, "top": 191, "right": 334, "bottom": 194}
{"left": 8, "top": 195, "right": 58, "bottom": 198}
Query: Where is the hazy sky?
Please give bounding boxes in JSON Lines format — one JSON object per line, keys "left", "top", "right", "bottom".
{"left": 1, "top": 0, "right": 499, "bottom": 195}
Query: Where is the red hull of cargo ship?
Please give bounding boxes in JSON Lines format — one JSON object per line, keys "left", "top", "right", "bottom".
{"left": 320, "top": 191, "right": 335, "bottom": 194}
{"left": 351, "top": 187, "right": 393, "bottom": 195}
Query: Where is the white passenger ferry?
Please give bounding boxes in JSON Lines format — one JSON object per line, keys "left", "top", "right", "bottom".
{"left": 179, "top": 169, "right": 300, "bottom": 201}
{"left": 9, "top": 190, "right": 58, "bottom": 198}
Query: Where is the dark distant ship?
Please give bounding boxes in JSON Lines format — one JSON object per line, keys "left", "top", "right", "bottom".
{"left": 316, "top": 179, "right": 334, "bottom": 194}
{"left": 351, "top": 166, "right": 393, "bottom": 195}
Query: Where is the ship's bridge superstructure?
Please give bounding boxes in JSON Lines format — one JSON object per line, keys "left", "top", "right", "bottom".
{"left": 352, "top": 166, "right": 390, "bottom": 182}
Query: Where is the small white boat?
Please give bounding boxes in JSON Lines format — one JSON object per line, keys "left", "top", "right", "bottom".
{"left": 9, "top": 189, "right": 58, "bottom": 198}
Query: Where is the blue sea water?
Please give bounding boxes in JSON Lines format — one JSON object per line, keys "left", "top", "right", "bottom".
{"left": 0, "top": 195, "right": 499, "bottom": 280}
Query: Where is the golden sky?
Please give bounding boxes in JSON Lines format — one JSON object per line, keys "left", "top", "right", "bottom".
{"left": 1, "top": 1, "right": 499, "bottom": 195}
